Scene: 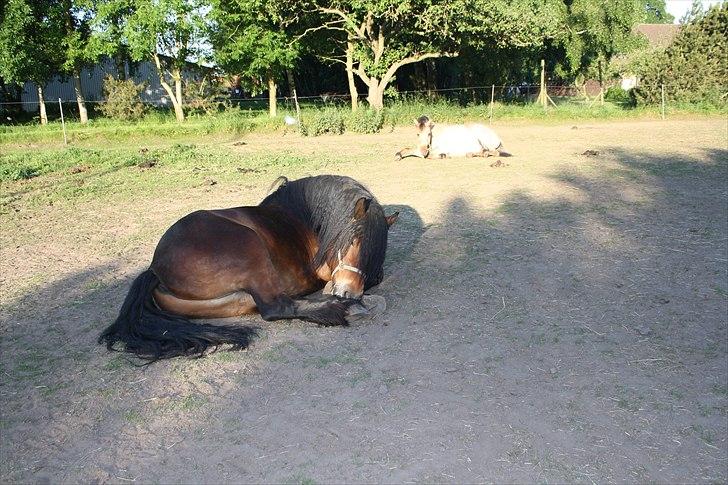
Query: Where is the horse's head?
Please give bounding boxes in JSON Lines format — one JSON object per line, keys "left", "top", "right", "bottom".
{"left": 394, "top": 116, "right": 434, "bottom": 160}
{"left": 329, "top": 197, "right": 398, "bottom": 300}
{"left": 415, "top": 115, "right": 434, "bottom": 151}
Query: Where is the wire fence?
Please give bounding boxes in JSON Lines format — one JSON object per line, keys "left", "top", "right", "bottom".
{"left": 0, "top": 83, "right": 655, "bottom": 107}
{"left": 0, "top": 83, "right": 695, "bottom": 125}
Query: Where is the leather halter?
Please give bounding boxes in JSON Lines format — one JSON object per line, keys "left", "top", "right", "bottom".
{"left": 331, "top": 249, "right": 365, "bottom": 278}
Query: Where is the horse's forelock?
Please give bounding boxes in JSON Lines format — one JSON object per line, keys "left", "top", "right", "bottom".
{"left": 271, "top": 176, "right": 387, "bottom": 284}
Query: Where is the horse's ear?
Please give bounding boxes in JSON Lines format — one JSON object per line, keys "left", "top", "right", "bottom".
{"left": 353, "top": 197, "right": 371, "bottom": 220}
{"left": 413, "top": 119, "right": 420, "bottom": 127}
{"left": 427, "top": 121, "right": 435, "bottom": 129}
{"left": 385, "top": 211, "right": 399, "bottom": 227}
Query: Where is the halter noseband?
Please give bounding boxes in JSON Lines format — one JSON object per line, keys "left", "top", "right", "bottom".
{"left": 331, "top": 249, "right": 365, "bottom": 279}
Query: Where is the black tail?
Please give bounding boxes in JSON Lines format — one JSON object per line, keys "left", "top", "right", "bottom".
{"left": 98, "top": 270, "right": 257, "bottom": 362}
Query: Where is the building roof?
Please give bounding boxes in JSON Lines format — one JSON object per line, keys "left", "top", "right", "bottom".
{"left": 633, "top": 23, "right": 681, "bottom": 48}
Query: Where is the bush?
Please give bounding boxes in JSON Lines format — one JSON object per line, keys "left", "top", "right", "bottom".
{"left": 345, "top": 109, "right": 385, "bottom": 134}
{"left": 605, "top": 86, "right": 635, "bottom": 107}
{"left": 300, "top": 108, "right": 345, "bottom": 136}
{"left": 634, "top": 4, "right": 727, "bottom": 106}
{"left": 184, "top": 77, "right": 231, "bottom": 116}
{"left": 99, "top": 77, "right": 146, "bottom": 121}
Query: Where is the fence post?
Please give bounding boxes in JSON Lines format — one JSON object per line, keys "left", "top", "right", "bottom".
{"left": 661, "top": 84, "right": 665, "bottom": 120}
{"left": 58, "top": 98, "right": 68, "bottom": 146}
{"left": 489, "top": 84, "right": 495, "bottom": 124}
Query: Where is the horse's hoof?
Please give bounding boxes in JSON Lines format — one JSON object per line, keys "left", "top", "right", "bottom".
{"left": 394, "top": 153, "right": 402, "bottom": 161}
{"left": 346, "top": 294, "right": 386, "bottom": 322}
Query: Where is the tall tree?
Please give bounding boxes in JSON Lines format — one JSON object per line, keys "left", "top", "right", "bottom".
{"left": 0, "top": 0, "right": 64, "bottom": 124}
{"left": 641, "top": 0, "right": 674, "bottom": 23}
{"left": 95, "top": 0, "right": 208, "bottom": 122}
{"left": 313, "top": 0, "right": 562, "bottom": 110}
{"left": 89, "top": 0, "right": 134, "bottom": 80}
{"left": 61, "top": 0, "right": 95, "bottom": 123}
{"left": 558, "top": 0, "right": 645, "bottom": 100}
{"left": 209, "top": 0, "right": 301, "bottom": 118}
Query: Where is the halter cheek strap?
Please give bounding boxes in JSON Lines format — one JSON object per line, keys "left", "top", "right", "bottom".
{"left": 331, "top": 249, "right": 365, "bottom": 278}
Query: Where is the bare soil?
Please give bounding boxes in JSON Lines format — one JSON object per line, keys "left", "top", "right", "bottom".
{"left": 1, "top": 119, "right": 727, "bottom": 483}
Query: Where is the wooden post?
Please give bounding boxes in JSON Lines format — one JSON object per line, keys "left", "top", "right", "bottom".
{"left": 489, "top": 84, "right": 495, "bottom": 124}
{"left": 58, "top": 98, "right": 67, "bottom": 146}
{"left": 540, "top": 59, "right": 546, "bottom": 110}
{"left": 661, "top": 83, "right": 666, "bottom": 120}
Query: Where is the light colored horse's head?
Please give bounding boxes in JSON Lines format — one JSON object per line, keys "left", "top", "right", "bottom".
{"left": 415, "top": 115, "right": 434, "bottom": 152}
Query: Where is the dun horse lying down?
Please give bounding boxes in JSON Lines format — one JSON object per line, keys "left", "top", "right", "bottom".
{"left": 395, "top": 115, "right": 511, "bottom": 160}
{"left": 99, "top": 175, "right": 399, "bottom": 362}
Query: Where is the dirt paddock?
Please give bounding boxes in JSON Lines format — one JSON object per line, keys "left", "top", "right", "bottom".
{"left": 1, "top": 119, "right": 726, "bottom": 483}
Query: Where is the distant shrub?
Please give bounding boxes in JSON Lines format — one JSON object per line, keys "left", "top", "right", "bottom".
{"left": 184, "top": 77, "right": 231, "bottom": 116}
{"left": 300, "top": 108, "right": 345, "bottom": 136}
{"left": 634, "top": 4, "right": 727, "bottom": 106}
{"left": 605, "top": 86, "right": 635, "bottom": 106}
{"left": 99, "top": 77, "right": 146, "bottom": 121}
{"left": 345, "top": 109, "right": 385, "bottom": 134}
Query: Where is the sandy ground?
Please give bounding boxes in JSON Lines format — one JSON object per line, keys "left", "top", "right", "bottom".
{"left": 1, "top": 119, "right": 727, "bottom": 483}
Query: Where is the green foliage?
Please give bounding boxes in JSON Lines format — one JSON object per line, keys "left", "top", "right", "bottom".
{"left": 0, "top": 0, "right": 64, "bottom": 85}
{"left": 210, "top": 0, "right": 301, "bottom": 95}
{"left": 605, "top": 86, "right": 635, "bottom": 107}
{"left": 642, "top": 0, "right": 674, "bottom": 23}
{"left": 184, "top": 76, "right": 231, "bottom": 116}
{"left": 634, "top": 4, "right": 727, "bottom": 106}
{"left": 300, "top": 108, "right": 345, "bottom": 136}
{"left": 345, "top": 109, "right": 385, "bottom": 134}
{"left": 99, "top": 76, "right": 146, "bottom": 121}
{"left": 556, "top": 0, "right": 646, "bottom": 82}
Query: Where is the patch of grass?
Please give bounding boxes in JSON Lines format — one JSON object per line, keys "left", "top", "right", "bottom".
{"left": 304, "top": 351, "right": 361, "bottom": 368}
{"left": 347, "top": 369, "right": 372, "bottom": 387}
{"left": 164, "top": 394, "right": 208, "bottom": 412}
{"left": 711, "top": 383, "right": 728, "bottom": 396}
{"left": 123, "top": 409, "right": 146, "bottom": 424}
{"left": 103, "top": 355, "right": 134, "bottom": 372}
{"left": 285, "top": 474, "right": 317, "bottom": 485}
{"left": 0, "top": 144, "right": 327, "bottom": 213}
{"left": 13, "top": 350, "right": 48, "bottom": 380}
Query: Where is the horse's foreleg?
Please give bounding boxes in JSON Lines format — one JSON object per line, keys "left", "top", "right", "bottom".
{"left": 253, "top": 294, "right": 351, "bottom": 327}
{"left": 395, "top": 146, "right": 429, "bottom": 160}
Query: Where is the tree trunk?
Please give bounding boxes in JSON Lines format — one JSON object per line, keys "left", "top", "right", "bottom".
{"left": 152, "top": 54, "right": 184, "bottom": 122}
{"left": 285, "top": 69, "right": 301, "bottom": 122}
{"left": 115, "top": 53, "right": 127, "bottom": 80}
{"left": 37, "top": 85, "right": 48, "bottom": 125}
{"left": 425, "top": 59, "right": 437, "bottom": 100}
{"left": 346, "top": 40, "right": 358, "bottom": 112}
{"left": 285, "top": 69, "right": 296, "bottom": 98}
{"left": 73, "top": 68, "right": 88, "bottom": 124}
{"left": 366, "top": 78, "right": 383, "bottom": 110}
{"left": 267, "top": 72, "right": 277, "bottom": 118}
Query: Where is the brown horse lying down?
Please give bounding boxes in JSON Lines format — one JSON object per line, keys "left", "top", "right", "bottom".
{"left": 99, "top": 175, "right": 399, "bottom": 361}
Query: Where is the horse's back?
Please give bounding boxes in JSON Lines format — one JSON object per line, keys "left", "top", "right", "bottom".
{"left": 432, "top": 125, "right": 484, "bottom": 156}
{"left": 464, "top": 123, "right": 502, "bottom": 150}
{"left": 151, "top": 207, "right": 318, "bottom": 300}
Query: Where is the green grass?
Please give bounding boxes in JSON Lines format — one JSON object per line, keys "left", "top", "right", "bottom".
{"left": 0, "top": 143, "right": 332, "bottom": 213}
{"left": 2, "top": 98, "right": 724, "bottom": 147}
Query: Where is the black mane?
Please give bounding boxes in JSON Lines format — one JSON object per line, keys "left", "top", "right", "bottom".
{"left": 260, "top": 175, "right": 389, "bottom": 288}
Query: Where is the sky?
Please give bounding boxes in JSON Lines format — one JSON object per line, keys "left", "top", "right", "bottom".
{"left": 665, "top": 0, "right": 724, "bottom": 23}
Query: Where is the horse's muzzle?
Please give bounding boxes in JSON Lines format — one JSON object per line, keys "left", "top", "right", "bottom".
{"left": 332, "top": 284, "right": 363, "bottom": 301}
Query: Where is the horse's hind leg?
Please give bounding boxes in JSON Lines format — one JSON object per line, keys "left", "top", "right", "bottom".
{"left": 153, "top": 287, "right": 257, "bottom": 318}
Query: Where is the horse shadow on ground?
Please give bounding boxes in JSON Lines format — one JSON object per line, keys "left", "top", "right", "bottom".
{"left": 0, "top": 147, "right": 726, "bottom": 483}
